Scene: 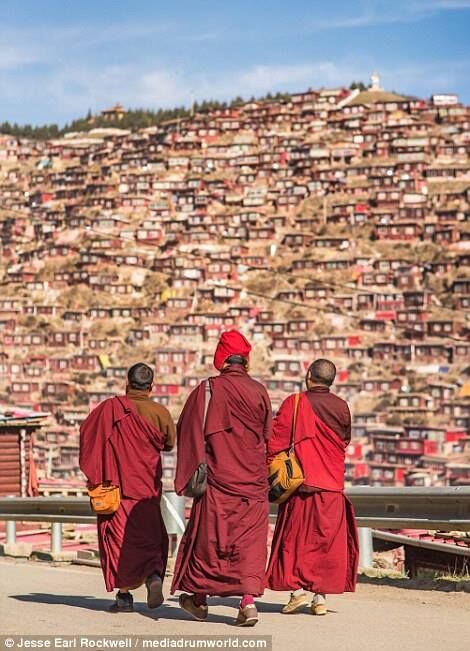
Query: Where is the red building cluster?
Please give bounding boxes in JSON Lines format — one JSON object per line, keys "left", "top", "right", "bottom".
{"left": 0, "top": 75, "right": 469, "bottom": 490}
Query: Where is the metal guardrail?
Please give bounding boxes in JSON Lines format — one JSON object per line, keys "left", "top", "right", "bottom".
{"left": 1, "top": 488, "right": 470, "bottom": 569}
{"left": 0, "top": 497, "right": 94, "bottom": 524}
{"left": 346, "top": 486, "right": 470, "bottom": 531}
{"left": 373, "top": 529, "right": 470, "bottom": 557}
{"left": 0, "top": 492, "right": 187, "bottom": 562}
{"left": 1, "top": 487, "right": 470, "bottom": 530}
{"left": 0, "top": 493, "right": 186, "bottom": 533}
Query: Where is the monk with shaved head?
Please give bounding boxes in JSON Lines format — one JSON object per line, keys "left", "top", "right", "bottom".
{"left": 266, "top": 358, "right": 359, "bottom": 615}
{"left": 80, "top": 362, "right": 175, "bottom": 612}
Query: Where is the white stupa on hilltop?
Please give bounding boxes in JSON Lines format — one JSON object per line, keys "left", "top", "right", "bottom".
{"left": 370, "top": 72, "right": 382, "bottom": 91}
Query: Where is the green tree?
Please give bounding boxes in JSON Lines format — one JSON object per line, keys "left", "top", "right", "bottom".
{"left": 350, "top": 81, "right": 368, "bottom": 91}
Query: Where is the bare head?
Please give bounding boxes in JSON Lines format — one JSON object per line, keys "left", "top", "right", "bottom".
{"left": 127, "top": 362, "right": 154, "bottom": 392}
{"left": 306, "top": 358, "right": 336, "bottom": 389}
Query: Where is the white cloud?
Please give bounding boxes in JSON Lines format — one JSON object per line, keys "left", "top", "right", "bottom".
{"left": 3, "top": 55, "right": 468, "bottom": 125}
{"left": 0, "top": 21, "right": 176, "bottom": 71}
{"left": 180, "top": 32, "right": 219, "bottom": 43}
{"left": 133, "top": 61, "right": 365, "bottom": 107}
{"left": 71, "top": 61, "right": 370, "bottom": 111}
{"left": 0, "top": 45, "right": 38, "bottom": 70}
{"left": 310, "top": 12, "right": 410, "bottom": 30}
{"left": 137, "top": 69, "right": 192, "bottom": 106}
{"left": 415, "top": 0, "right": 470, "bottom": 8}
{"left": 305, "top": 0, "right": 470, "bottom": 32}
{"left": 0, "top": 9, "right": 468, "bottom": 125}
{"left": 14, "top": 59, "right": 369, "bottom": 121}
{"left": 235, "top": 62, "right": 361, "bottom": 94}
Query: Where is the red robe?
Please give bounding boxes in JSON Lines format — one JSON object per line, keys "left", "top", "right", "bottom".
{"left": 266, "top": 392, "right": 358, "bottom": 594}
{"left": 171, "top": 365, "right": 272, "bottom": 597}
{"left": 80, "top": 396, "right": 168, "bottom": 592}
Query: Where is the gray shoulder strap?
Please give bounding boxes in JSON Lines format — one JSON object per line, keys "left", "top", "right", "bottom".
{"left": 203, "top": 380, "right": 212, "bottom": 428}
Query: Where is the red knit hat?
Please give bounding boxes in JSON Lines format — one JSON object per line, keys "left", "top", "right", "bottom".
{"left": 213, "top": 330, "right": 252, "bottom": 371}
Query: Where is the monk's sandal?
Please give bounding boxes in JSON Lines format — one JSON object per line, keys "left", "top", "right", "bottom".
{"left": 109, "top": 591, "right": 134, "bottom": 613}
{"left": 311, "top": 601, "right": 327, "bottom": 616}
{"left": 236, "top": 605, "right": 259, "bottom": 627}
{"left": 146, "top": 573, "right": 164, "bottom": 609}
{"left": 179, "top": 594, "right": 208, "bottom": 621}
{"left": 281, "top": 592, "right": 310, "bottom": 614}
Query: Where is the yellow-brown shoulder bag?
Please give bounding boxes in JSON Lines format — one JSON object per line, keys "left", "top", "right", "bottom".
{"left": 268, "top": 392, "right": 304, "bottom": 504}
{"left": 88, "top": 482, "right": 121, "bottom": 515}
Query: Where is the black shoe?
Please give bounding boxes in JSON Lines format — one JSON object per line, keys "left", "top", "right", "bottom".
{"left": 109, "top": 591, "right": 134, "bottom": 613}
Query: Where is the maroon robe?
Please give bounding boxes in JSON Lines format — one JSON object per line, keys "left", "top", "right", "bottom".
{"left": 80, "top": 396, "right": 168, "bottom": 592}
{"left": 266, "top": 391, "right": 358, "bottom": 594}
{"left": 171, "top": 365, "right": 272, "bottom": 597}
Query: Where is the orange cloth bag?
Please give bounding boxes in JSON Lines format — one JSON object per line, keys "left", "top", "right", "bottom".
{"left": 267, "top": 393, "right": 304, "bottom": 504}
{"left": 88, "top": 483, "right": 121, "bottom": 515}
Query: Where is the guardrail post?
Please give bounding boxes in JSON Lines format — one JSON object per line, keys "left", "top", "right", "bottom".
{"left": 358, "top": 527, "right": 374, "bottom": 570}
{"left": 6, "top": 521, "right": 17, "bottom": 545}
{"left": 51, "top": 522, "right": 62, "bottom": 554}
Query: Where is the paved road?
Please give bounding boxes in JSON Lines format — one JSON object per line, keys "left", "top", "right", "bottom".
{"left": 0, "top": 557, "right": 469, "bottom": 651}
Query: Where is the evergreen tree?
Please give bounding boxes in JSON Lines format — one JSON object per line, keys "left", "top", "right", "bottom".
{"left": 0, "top": 88, "right": 300, "bottom": 140}
{"left": 350, "top": 81, "right": 367, "bottom": 91}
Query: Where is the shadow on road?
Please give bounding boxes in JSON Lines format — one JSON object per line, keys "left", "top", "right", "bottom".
{"left": 142, "top": 609, "right": 235, "bottom": 625}
{"left": 143, "top": 597, "right": 243, "bottom": 625}
{"left": 11, "top": 593, "right": 113, "bottom": 611}
{"left": 207, "top": 596, "right": 282, "bottom": 613}
{"left": 11, "top": 592, "right": 340, "bottom": 622}
{"left": 165, "top": 595, "right": 339, "bottom": 617}
{"left": 10, "top": 593, "right": 237, "bottom": 624}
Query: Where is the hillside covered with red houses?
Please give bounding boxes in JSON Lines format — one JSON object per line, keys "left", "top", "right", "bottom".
{"left": 0, "top": 75, "right": 469, "bottom": 493}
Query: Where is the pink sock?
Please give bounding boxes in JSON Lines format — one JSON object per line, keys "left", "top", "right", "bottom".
{"left": 193, "top": 593, "right": 207, "bottom": 607}
{"left": 241, "top": 594, "right": 255, "bottom": 608}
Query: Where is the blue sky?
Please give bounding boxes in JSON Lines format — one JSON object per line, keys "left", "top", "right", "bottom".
{"left": 1, "top": 0, "right": 469, "bottom": 125}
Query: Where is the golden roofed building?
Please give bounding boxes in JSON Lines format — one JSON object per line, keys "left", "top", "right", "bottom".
{"left": 100, "top": 103, "right": 126, "bottom": 121}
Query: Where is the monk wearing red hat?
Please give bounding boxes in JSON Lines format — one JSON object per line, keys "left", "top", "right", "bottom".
{"left": 266, "top": 358, "right": 358, "bottom": 616}
{"left": 172, "top": 330, "right": 272, "bottom": 627}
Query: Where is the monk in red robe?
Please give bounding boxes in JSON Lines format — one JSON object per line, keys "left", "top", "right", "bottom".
{"left": 172, "top": 330, "right": 272, "bottom": 626}
{"left": 266, "top": 358, "right": 358, "bottom": 616}
{"left": 80, "top": 363, "right": 175, "bottom": 612}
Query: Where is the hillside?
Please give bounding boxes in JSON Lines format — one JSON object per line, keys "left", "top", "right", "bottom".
{"left": 0, "top": 78, "right": 469, "bottom": 489}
